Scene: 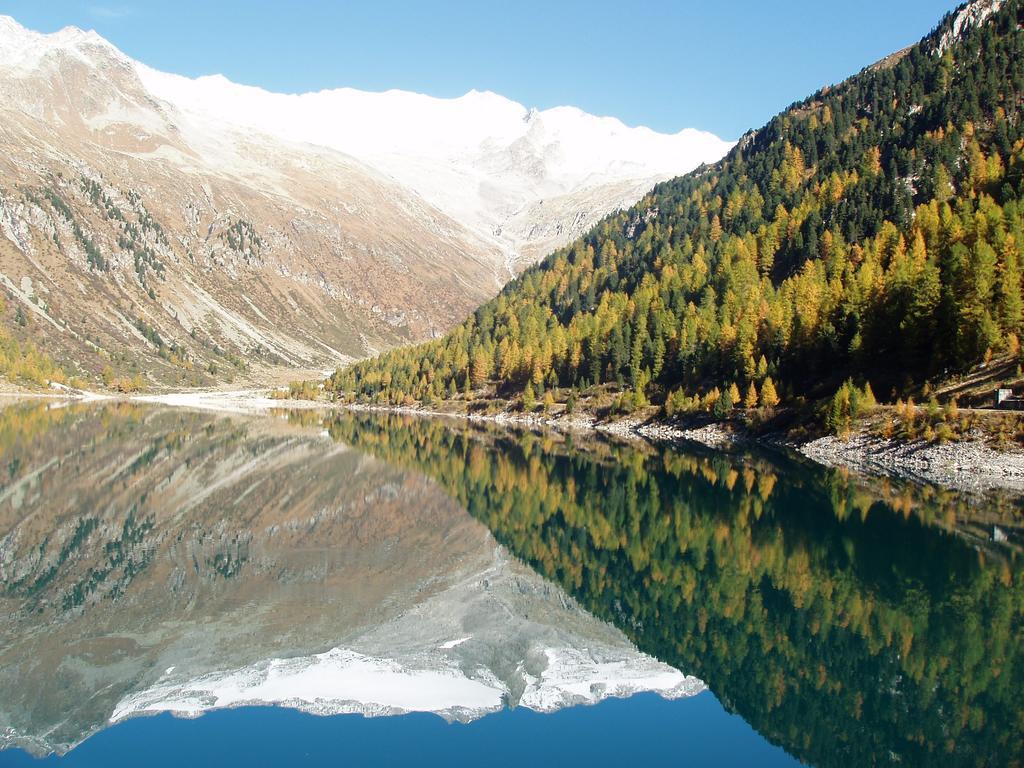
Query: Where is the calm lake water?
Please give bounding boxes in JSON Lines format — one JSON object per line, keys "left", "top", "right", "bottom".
{"left": 0, "top": 403, "right": 1020, "bottom": 767}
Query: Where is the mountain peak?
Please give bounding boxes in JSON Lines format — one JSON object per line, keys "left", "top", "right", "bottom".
{"left": 0, "top": 14, "right": 123, "bottom": 73}
{"left": 53, "top": 24, "right": 105, "bottom": 44}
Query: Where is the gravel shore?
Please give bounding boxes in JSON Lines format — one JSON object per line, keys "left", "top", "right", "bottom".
{"left": 9, "top": 389, "right": 1020, "bottom": 496}
{"left": 800, "top": 432, "right": 1024, "bottom": 495}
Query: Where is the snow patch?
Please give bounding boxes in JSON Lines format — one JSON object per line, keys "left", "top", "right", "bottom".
{"left": 520, "top": 647, "right": 705, "bottom": 712}
{"left": 110, "top": 648, "right": 507, "bottom": 723}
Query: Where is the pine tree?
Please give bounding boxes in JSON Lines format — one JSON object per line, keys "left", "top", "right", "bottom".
{"left": 756, "top": 355, "right": 769, "bottom": 380}
{"left": 996, "top": 236, "right": 1023, "bottom": 334}
{"left": 727, "top": 382, "right": 742, "bottom": 408}
{"left": 471, "top": 348, "right": 490, "bottom": 388}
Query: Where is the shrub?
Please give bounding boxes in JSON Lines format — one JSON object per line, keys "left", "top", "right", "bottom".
{"left": 665, "top": 389, "right": 698, "bottom": 418}
{"left": 542, "top": 391, "right": 555, "bottom": 413}
{"left": 827, "top": 379, "right": 877, "bottom": 437}
{"left": 565, "top": 390, "right": 577, "bottom": 415}
{"left": 522, "top": 381, "right": 536, "bottom": 411}
{"left": 286, "top": 380, "right": 320, "bottom": 400}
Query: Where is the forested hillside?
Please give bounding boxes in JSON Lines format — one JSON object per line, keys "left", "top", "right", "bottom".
{"left": 330, "top": 0, "right": 1024, "bottom": 414}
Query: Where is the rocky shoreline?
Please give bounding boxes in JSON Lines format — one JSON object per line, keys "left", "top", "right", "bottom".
{"left": 345, "top": 402, "right": 738, "bottom": 443}
{"left": 800, "top": 432, "right": 1024, "bottom": 495}
{"left": 343, "top": 402, "right": 1024, "bottom": 497}
{"left": 4, "top": 389, "right": 1022, "bottom": 497}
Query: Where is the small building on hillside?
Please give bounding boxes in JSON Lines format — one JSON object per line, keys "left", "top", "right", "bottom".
{"left": 996, "top": 387, "right": 1023, "bottom": 410}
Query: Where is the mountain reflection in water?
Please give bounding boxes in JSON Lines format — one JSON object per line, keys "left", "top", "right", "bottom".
{"left": 0, "top": 402, "right": 699, "bottom": 757}
{"left": 0, "top": 402, "right": 1021, "bottom": 767}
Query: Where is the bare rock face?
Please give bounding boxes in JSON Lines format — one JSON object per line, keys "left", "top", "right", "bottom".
{"left": 0, "top": 17, "right": 731, "bottom": 386}
{"left": 936, "top": 0, "right": 1005, "bottom": 53}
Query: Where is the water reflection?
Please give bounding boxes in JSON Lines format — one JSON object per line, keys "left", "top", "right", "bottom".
{"left": 0, "top": 403, "right": 699, "bottom": 757}
{"left": 315, "top": 410, "right": 1024, "bottom": 768}
{"left": 1, "top": 402, "right": 1021, "bottom": 766}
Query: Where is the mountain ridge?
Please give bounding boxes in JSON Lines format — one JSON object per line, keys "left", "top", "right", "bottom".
{"left": 130, "top": 46, "right": 732, "bottom": 270}
{"left": 0, "top": 15, "right": 729, "bottom": 388}
{"left": 0, "top": 13, "right": 732, "bottom": 268}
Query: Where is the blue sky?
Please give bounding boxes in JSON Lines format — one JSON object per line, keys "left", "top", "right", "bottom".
{"left": 4, "top": 0, "right": 960, "bottom": 139}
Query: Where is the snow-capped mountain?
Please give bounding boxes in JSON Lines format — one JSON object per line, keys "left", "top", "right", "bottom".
{"left": 0, "top": 15, "right": 730, "bottom": 385}
{"left": 135, "top": 67, "right": 732, "bottom": 271}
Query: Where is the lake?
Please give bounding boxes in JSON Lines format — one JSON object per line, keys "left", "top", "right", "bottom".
{"left": 0, "top": 402, "right": 1020, "bottom": 766}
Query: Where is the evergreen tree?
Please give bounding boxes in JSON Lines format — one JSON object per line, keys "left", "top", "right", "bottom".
{"left": 522, "top": 381, "right": 536, "bottom": 411}
{"left": 744, "top": 382, "right": 759, "bottom": 409}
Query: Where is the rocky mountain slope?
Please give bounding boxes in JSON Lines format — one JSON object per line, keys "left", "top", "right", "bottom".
{"left": 0, "top": 17, "right": 730, "bottom": 387}
{"left": 137, "top": 68, "right": 732, "bottom": 272}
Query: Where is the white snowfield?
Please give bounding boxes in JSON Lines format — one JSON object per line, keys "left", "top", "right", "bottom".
{"left": 518, "top": 647, "right": 704, "bottom": 712}
{"left": 134, "top": 66, "right": 729, "bottom": 191}
{"left": 110, "top": 645, "right": 705, "bottom": 724}
{"left": 110, "top": 649, "right": 507, "bottom": 722}
{"left": 133, "top": 69, "right": 732, "bottom": 264}
{"left": 0, "top": 15, "right": 733, "bottom": 272}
